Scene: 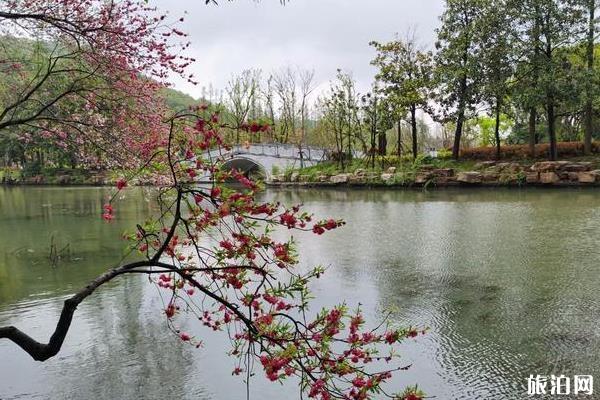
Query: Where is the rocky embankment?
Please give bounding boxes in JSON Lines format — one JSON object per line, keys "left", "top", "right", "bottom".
{"left": 268, "top": 161, "right": 600, "bottom": 188}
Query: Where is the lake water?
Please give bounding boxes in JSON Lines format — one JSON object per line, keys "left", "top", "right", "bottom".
{"left": 1, "top": 186, "right": 600, "bottom": 399}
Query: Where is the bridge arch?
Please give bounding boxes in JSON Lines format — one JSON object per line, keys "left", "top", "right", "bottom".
{"left": 204, "top": 143, "right": 348, "bottom": 182}
{"left": 221, "top": 156, "right": 268, "bottom": 181}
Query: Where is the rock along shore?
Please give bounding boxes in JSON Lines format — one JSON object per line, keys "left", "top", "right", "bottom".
{"left": 267, "top": 161, "right": 600, "bottom": 188}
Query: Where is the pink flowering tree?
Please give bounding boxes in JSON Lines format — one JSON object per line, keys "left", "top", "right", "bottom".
{"left": 0, "top": 0, "right": 194, "bottom": 168}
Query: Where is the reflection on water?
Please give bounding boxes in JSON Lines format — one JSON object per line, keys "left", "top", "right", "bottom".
{"left": 1, "top": 186, "right": 600, "bottom": 399}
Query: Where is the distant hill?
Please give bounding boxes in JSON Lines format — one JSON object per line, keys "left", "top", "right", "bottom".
{"left": 160, "top": 87, "right": 199, "bottom": 112}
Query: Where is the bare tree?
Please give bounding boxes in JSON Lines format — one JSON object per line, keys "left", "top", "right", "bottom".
{"left": 298, "top": 69, "right": 315, "bottom": 166}
{"left": 321, "top": 70, "right": 363, "bottom": 169}
{"left": 272, "top": 67, "right": 298, "bottom": 144}
{"left": 225, "top": 69, "right": 261, "bottom": 144}
{"left": 262, "top": 75, "right": 278, "bottom": 142}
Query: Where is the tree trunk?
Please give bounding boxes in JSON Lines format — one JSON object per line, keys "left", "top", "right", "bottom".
{"left": 529, "top": 5, "right": 541, "bottom": 158}
{"left": 378, "top": 132, "right": 387, "bottom": 156}
{"left": 370, "top": 124, "right": 376, "bottom": 169}
{"left": 397, "top": 119, "right": 402, "bottom": 157}
{"left": 300, "top": 103, "right": 306, "bottom": 168}
{"left": 494, "top": 97, "right": 501, "bottom": 160}
{"left": 410, "top": 104, "right": 418, "bottom": 160}
{"left": 338, "top": 126, "right": 345, "bottom": 170}
{"left": 372, "top": 98, "right": 378, "bottom": 168}
{"left": 452, "top": 75, "right": 468, "bottom": 160}
{"left": 528, "top": 107, "right": 537, "bottom": 158}
{"left": 452, "top": 114, "right": 464, "bottom": 160}
{"left": 584, "top": 0, "right": 595, "bottom": 155}
{"left": 544, "top": 28, "right": 557, "bottom": 161}
{"left": 547, "top": 97, "right": 557, "bottom": 161}
{"left": 346, "top": 114, "right": 352, "bottom": 168}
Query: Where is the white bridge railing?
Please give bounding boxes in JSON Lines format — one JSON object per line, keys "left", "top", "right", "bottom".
{"left": 206, "top": 143, "right": 328, "bottom": 162}
{"left": 206, "top": 143, "right": 364, "bottom": 160}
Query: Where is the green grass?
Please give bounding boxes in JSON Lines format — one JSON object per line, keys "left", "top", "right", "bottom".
{"left": 293, "top": 156, "right": 479, "bottom": 179}
{"left": 285, "top": 154, "right": 561, "bottom": 185}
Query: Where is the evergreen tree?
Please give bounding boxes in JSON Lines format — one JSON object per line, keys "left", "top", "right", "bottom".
{"left": 434, "top": 0, "right": 486, "bottom": 159}
{"left": 479, "top": 0, "right": 516, "bottom": 159}
{"left": 370, "top": 36, "right": 432, "bottom": 160}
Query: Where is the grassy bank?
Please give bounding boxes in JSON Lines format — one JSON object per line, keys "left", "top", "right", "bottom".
{"left": 275, "top": 154, "right": 600, "bottom": 187}
{"left": 276, "top": 155, "right": 482, "bottom": 184}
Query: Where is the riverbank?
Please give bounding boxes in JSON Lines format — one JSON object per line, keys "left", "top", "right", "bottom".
{"left": 4, "top": 160, "right": 600, "bottom": 188}
{"left": 0, "top": 168, "right": 164, "bottom": 186}
{"left": 0, "top": 167, "right": 112, "bottom": 186}
{"left": 268, "top": 160, "right": 600, "bottom": 188}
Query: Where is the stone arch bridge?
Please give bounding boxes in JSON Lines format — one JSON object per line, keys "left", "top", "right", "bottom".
{"left": 204, "top": 143, "right": 329, "bottom": 181}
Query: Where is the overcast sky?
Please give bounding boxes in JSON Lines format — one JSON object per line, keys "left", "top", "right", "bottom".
{"left": 154, "top": 0, "right": 445, "bottom": 99}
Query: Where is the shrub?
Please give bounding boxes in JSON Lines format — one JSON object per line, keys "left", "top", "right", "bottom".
{"left": 22, "top": 161, "right": 42, "bottom": 178}
{"left": 413, "top": 154, "right": 435, "bottom": 166}
{"left": 327, "top": 150, "right": 353, "bottom": 162}
{"left": 380, "top": 155, "right": 401, "bottom": 165}
{"left": 283, "top": 165, "right": 295, "bottom": 181}
{"left": 459, "top": 142, "right": 600, "bottom": 160}
{"left": 437, "top": 148, "right": 452, "bottom": 160}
